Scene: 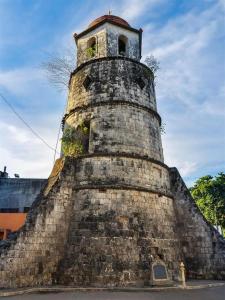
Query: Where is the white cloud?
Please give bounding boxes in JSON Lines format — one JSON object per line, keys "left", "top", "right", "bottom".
{"left": 176, "top": 161, "right": 198, "bottom": 178}
{"left": 0, "top": 66, "right": 64, "bottom": 178}
{"left": 120, "top": 0, "right": 164, "bottom": 22}
{"left": 0, "top": 68, "right": 44, "bottom": 97}
{"left": 0, "top": 147, "right": 54, "bottom": 179}
{"left": 0, "top": 118, "right": 61, "bottom": 178}
{"left": 139, "top": 1, "right": 225, "bottom": 183}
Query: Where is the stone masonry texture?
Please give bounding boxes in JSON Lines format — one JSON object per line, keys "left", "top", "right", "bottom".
{"left": 0, "top": 18, "right": 224, "bottom": 289}
{"left": 76, "top": 23, "right": 140, "bottom": 66}
{"left": 170, "top": 168, "right": 225, "bottom": 279}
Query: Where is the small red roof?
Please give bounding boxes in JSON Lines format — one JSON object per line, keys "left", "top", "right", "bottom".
{"left": 88, "top": 15, "right": 130, "bottom": 29}
{"left": 74, "top": 15, "right": 140, "bottom": 41}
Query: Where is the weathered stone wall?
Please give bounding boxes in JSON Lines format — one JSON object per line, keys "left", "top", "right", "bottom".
{"left": 66, "top": 105, "right": 163, "bottom": 162}
{"left": 67, "top": 58, "right": 156, "bottom": 113}
{"left": 170, "top": 168, "right": 225, "bottom": 280}
{"left": 72, "top": 154, "right": 170, "bottom": 195}
{"left": 106, "top": 23, "right": 140, "bottom": 59}
{"left": 56, "top": 186, "right": 181, "bottom": 286}
{"left": 0, "top": 158, "right": 181, "bottom": 288}
{"left": 0, "top": 159, "right": 73, "bottom": 288}
{"left": 65, "top": 58, "right": 162, "bottom": 162}
{"left": 0, "top": 178, "right": 46, "bottom": 212}
{"left": 1, "top": 158, "right": 225, "bottom": 288}
{"left": 77, "top": 24, "right": 107, "bottom": 66}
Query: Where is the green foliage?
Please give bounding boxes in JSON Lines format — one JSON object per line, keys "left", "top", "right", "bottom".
{"left": 190, "top": 173, "right": 225, "bottom": 235}
{"left": 86, "top": 45, "right": 96, "bottom": 58}
{"left": 79, "top": 121, "right": 89, "bottom": 135}
{"left": 61, "top": 121, "right": 89, "bottom": 157}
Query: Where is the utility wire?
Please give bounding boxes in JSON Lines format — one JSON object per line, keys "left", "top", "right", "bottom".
{"left": 53, "top": 100, "right": 67, "bottom": 163}
{"left": 53, "top": 121, "right": 62, "bottom": 163}
{"left": 0, "top": 93, "right": 60, "bottom": 154}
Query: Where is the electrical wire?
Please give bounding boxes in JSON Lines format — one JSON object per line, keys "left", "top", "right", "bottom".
{"left": 53, "top": 121, "right": 62, "bottom": 163}
{"left": 53, "top": 100, "right": 67, "bottom": 163}
{"left": 0, "top": 93, "right": 60, "bottom": 154}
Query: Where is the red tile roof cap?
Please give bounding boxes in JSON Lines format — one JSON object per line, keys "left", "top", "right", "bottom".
{"left": 88, "top": 15, "right": 130, "bottom": 29}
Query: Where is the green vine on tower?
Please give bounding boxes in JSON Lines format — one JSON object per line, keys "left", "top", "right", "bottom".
{"left": 61, "top": 121, "right": 89, "bottom": 157}
{"left": 86, "top": 45, "right": 96, "bottom": 58}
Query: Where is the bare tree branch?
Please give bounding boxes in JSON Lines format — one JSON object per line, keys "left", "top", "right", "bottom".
{"left": 41, "top": 47, "right": 76, "bottom": 91}
{"left": 144, "top": 55, "right": 160, "bottom": 74}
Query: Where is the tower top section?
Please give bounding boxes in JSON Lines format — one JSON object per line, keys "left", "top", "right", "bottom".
{"left": 88, "top": 15, "right": 131, "bottom": 29}
{"left": 74, "top": 14, "right": 143, "bottom": 66}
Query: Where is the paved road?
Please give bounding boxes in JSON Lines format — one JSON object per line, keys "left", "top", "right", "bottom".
{"left": 3, "top": 286, "right": 225, "bottom": 300}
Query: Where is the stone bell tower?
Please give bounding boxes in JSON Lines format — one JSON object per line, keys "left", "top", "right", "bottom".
{"left": 0, "top": 14, "right": 224, "bottom": 289}
{"left": 65, "top": 15, "right": 163, "bottom": 162}
{"left": 60, "top": 15, "right": 180, "bottom": 285}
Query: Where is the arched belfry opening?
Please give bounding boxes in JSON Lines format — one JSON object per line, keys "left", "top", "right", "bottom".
{"left": 118, "top": 35, "right": 127, "bottom": 56}
{"left": 87, "top": 37, "right": 97, "bottom": 58}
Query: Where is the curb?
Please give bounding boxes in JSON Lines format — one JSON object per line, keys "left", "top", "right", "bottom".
{"left": 0, "top": 282, "right": 225, "bottom": 297}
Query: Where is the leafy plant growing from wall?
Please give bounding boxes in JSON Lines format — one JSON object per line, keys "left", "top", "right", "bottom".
{"left": 86, "top": 45, "right": 96, "bottom": 58}
{"left": 61, "top": 121, "right": 89, "bottom": 157}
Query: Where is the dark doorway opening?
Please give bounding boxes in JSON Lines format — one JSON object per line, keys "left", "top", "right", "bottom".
{"left": 118, "top": 35, "right": 127, "bottom": 56}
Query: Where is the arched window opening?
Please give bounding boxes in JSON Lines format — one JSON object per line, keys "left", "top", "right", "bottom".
{"left": 87, "top": 37, "right": 97, "bottom": 58}
{"left": 118, "top": 35, "right": 127, "bottom": 56}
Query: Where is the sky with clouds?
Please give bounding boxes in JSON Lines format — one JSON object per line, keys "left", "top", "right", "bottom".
{"left": 0, "top": 0, "right": 224, "bottom": 186}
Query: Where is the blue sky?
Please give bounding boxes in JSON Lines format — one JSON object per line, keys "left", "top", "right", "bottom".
{"left": 0, "top": 0, "right": 224, "bottom": 186}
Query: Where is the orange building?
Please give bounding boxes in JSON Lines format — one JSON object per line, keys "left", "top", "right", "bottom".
{"left": 0, "top": 213, "right": 27, "bottom": 239}
{"left": 0, "top": 166, "right": 46, "bottom": 240}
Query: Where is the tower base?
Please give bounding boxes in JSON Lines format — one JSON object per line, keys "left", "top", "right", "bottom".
{"left": 0, "top": 158, "right": 224, "bottom": 288}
